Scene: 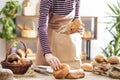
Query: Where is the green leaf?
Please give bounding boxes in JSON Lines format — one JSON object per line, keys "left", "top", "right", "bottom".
{"left": 101, "top": 48, "right": 110, "bottom": 58}
{"left": 107, "top": 3, "right": 118, "bottom": 15}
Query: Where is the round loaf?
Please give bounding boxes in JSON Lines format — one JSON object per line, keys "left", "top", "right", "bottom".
{"left": 107, "top": 56, "right": 120, "bottom": 64}
{"left": 81, "top": 63, "right": 93, "bottom": 72}
{"left": 53, "top": 63, "right": 70, "bottom": 79}
{"left": 95, "top": 54, "right": 106, "bottom": 63}
{"left": 65, "top": 69, "right": 85, "bottom": 79}
{"left": 7, "top": 54, "right": 20, "bottom": 63}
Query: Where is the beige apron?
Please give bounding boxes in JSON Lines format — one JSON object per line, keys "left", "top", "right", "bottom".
{"left": 36, "top": 2, "right": 82, "bottom": 69}
{"left": 48, "top": 11, "right": 82, "bottom": 69}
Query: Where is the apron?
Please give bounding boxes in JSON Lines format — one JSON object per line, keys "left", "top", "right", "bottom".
{"left": 48, "top": 8, "right": 82, "bottom": 69}
{"left": 36, "top": 1, "right": 82, "bottom": 69}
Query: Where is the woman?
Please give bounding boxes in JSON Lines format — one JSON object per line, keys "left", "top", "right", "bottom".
{"left": 37, "top": 0, "right": 84, "bottom": 70}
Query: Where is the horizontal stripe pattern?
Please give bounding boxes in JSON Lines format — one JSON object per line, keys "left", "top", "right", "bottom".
{"left": 38, "top": 0, "right": 81, "bottom": 54}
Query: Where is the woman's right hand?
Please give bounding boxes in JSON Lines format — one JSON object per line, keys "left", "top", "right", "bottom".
{"left": 45, "top": 53, "right": 61, "bottom": 70}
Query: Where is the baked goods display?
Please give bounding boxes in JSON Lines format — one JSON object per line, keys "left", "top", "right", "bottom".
{"left": 92, "top": 59, "right": 110, "bottom": 76}
{"left": 53, "top": 63, "right": 85, "bottom": 79}
{"left": 1, "top": 40, "right": 33, "bottom": 74}
{"left": 81, "top": 63, "right": 93, "bottom": 72}
{"left": 107, "top": 56, "right": 120, "bottom": 78}
{"left": 17, "top": 22, "right": 37, "bottom": 38}
{"left": 92, "top": 55, "right": 120, "bottom": 79}
{"left": 7, "top": 48, "right": 34, "bottom": 65}
{"left": 92, "top": 54, "right": 111, "bottom": 76}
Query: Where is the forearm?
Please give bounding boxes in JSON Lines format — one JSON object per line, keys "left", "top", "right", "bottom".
{"left": 38, "top": 27, "right": 52, "bottom": 54}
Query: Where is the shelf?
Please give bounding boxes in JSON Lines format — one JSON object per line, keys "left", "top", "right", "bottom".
{"left": 82, "top": 37, "right": 97, "bottom": 40}
{"left": 15, "top": 15, "right": 39, "bottom": 37}
{"left": 81, "top": 16, "right": 98, "bottom": 60}
{"left": 81, "top": 16, "right": 98, "bottom": 40}
{"left": 14, "top": 37, "right": 38, "bottom": 40}
{"left": 16, "top": 15, "right": 39, "bottom": 19}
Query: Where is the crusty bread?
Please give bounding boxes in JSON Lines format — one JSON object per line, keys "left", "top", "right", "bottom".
{"left": 95, "top": 54, "right": 106, "bottom": 63}
{"left": 107, "top": 56, "right": 120, "bottom": 64}
{"left": 53, "top": 63, "right": 85, "bottom": 79}
{"left": 81, "top": 63, "right": 93, "bottom": 72}
{"left": 53, "top": 63, "right": 70, "bottom": 79}
{"left": 65, "top": 69, "right": 85, "bottom": 79}
{"left": 24, "top": 25, "right": 32, "bottom": 30}
{"left": 17, "top": 24, "right": 24, "bottom": 30}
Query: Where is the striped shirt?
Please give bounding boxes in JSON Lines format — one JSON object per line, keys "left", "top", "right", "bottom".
{"left": 38, "top": 0, "right": 81, "bottom": 54}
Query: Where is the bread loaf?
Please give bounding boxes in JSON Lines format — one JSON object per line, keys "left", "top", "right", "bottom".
{"left": 17, "top": 49, "right": 26, "bottom": 58}
{"left": 65, "top": 69, "right": 85, "bottom": 79}
{"left": 24, "top": 25, "right": 32, "bottom": 30}
{"left": 53, "top": 63, "right": 85, "bottom": 79}
{"left": 53, "top": 63, "right": 70, "bottom": 79}
{"left": 17, "top": 24, "right": 24, "bottom": 30}
{"left": 81, "top": 63, "right": 93, "bottom": 72}
{"left": 7, "top": 54, "right": 20, "bottom": 63}
{"left": 107, "top": 56, "right": 120, "bottom": 64}
{"left": 95, "top": 54, "right": 106, "bottom": 63}
{"left": 26, "top": 48, "right": 33, "bottom": 54}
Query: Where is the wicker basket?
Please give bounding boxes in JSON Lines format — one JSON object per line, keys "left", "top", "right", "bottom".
{"left": 1, "top": 40, "right": 32, "bottom": 74}
{"left": 21, "top": 20, "right": 37, "bottom": 38}
{"left": 21, "top": 30, "right": 37, "bottom": 38}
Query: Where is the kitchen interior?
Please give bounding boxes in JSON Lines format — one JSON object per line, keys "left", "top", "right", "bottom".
{"left": 0, "top": 0, "right": 120, "bottom": 80}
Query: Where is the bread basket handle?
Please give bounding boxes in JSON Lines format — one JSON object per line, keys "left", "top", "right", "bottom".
{"left": 5, "top": 40, "right": 27, "bottom": 62}
{"left": 23, "top": 19, "right": 36, "bottom": 30}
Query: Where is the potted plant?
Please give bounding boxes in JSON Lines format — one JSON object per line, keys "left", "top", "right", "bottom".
{"left": 0, "top": 0, "right": 21, "bottom": 42}
{"left": 102, "top": 0, "right": 120, "bottom": 58}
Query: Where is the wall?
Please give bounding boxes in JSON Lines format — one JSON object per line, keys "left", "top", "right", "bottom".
{"left": 0, "top": 0, "right": 116, "bottom": 61}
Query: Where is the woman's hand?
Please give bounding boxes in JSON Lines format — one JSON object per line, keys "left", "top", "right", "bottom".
{"left": 45, "top": 53, "right": 61, "bottom": 70}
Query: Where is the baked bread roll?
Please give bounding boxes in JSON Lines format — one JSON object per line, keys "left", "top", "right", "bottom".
{"left": 53, "top": 63, "right": 70, "bottom": 79}
{"left": 66, "top": 19, "right": 84, "bottom": 34}
{"left": 17, "top": 49, "right": 26, "bottom": 58}
{"left": 17, "top": 24, "right": 24, "bottom": 30}
{"left": 26, "top": 48, "right": 33, "bottom": 54}
{"left": 72, "top": 19, "right": 83, "bottom": 28}
{"left": 107, "top": 56, "right": 120, "bottom": 64}
{"left": 24, "top": 25, "right": 32, "bottom": 30}
{"left": 7, "top": 54, "right": 20, "bottom": 63}
{"left": 65, "top": 69, "right": 85, "bottom": 79}
{"left": 95, "top": 54, "right": 106, "bottom": 63}
{"left": 19, "top": 58, "right": 31, "bottom": 65}
{"left": 81, "top": 63, "right": 93, "bottom": 72}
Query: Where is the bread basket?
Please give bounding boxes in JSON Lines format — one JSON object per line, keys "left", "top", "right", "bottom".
{"left": 1, "top": 40, "right": 32, "bottom": 74}
{"left": 21, "top": 30, "right": 37, "bottom": 38}
{"left": 21, "top": 20, "right": 37, "bottom": 38}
